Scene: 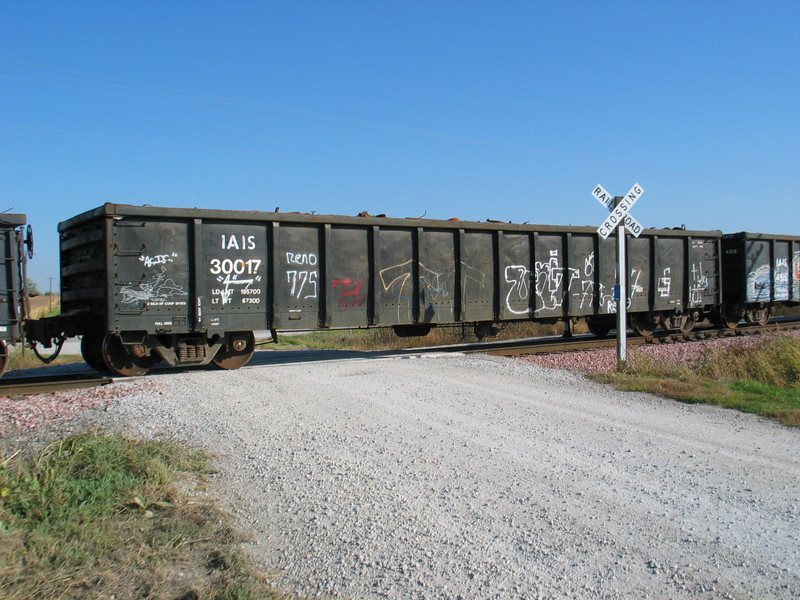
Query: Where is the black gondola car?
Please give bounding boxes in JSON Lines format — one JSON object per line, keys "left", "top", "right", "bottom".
{"left": 24, "top": 203, "right": 724, "bottom": 376}
{"left": 720, "top": 232, "right": 800, "bottom": 326}
{"left": 0, "top": 213, "right": 30, "bottom": 376}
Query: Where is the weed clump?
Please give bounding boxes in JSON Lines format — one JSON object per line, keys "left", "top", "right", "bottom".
{"left": 0, "top": 432, "right": 279, "bottom": 599}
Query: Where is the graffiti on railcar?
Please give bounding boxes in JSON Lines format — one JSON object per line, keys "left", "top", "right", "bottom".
{"left": 689, "top": 263, "right": 710, "bottom": 305}
{"left": 534, "top": 250, "right": 580, "bottom": 313}
{"left": 658, "top": 268, "right": 672, "bottom": 298}
{"left": 379, "top": 260, "right": 486, "bottom": 319}
{"left": 774, "top": 258, "right": 790, "bottom": 301}
{"left": 504, "top": 265, "right": 530, "bottom": 314}
{"left": 139, "top": 252, "right": 177, "bottom": 268}
{"left": 120, "top": 266, "right": 189, "bottom": 306}
{"left": 333, "top": 278, "right": 368, "bottom": 308}
{"left": 505, "top": 250, "right": 616, "bottom": 315}
{"left": 285, "top": 251, "right": 319, "bottom": 300}
{"left": 747, "top": 264, "right": 772, "bottom": 302}
{"left": 794, "top": 251, "right": 800, "bottom": 299}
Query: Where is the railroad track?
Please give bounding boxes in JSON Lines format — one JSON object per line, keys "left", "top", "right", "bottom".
{"left": 3, "top": 318, "right": 798, "bottom": 394}
{"left": 0, "top": 373, "right": 113, "bottom": 397}
{"left": 466, "top": 317, "right": 800, "bottom": 357}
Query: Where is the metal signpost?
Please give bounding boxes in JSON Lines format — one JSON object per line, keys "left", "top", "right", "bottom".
{"left": 593, "top": 183, "right": 645, "bottom": 365}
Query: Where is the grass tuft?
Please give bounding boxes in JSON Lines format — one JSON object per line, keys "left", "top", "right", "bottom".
{"left": 0, "top": 432, "right": 282, "bottom": 599}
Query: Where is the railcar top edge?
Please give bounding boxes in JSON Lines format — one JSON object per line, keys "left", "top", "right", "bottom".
{"left": 58, "top": 202, "right": 722, "bottom": 238}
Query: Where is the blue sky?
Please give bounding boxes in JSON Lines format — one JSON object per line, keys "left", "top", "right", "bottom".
{"left": 2, "top": 1, "right": 798, "bottom": 288}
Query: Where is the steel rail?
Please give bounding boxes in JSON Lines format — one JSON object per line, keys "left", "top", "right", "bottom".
{"left": 0, "top": 374, "right": 113, "bottom": 397}
{"left": 467, "top": 318, "right": 800, "bottom": 357}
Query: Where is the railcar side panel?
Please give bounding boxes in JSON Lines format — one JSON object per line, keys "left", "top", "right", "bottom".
{"left": 596, "top": 235, "right": 617, "bottom": 315}
{"left": 202, "top": 222, "right": 268, "bottom": 334}
{"left": 533, "top": 233, "right": 564, "bottom": 319}
{"left": 794, "top": 240, "right": 800, "bottom": 301}
{"left": 111, "top": 219, "right": 192, "bottom": 334}
{"left": 275, "top": 223, "right": 321, "bottom": 329}
{"left": 652, "top": 237, "right": 683, "bottom": 312}
{"left": 329, "top": 226, "right": 370, "bottom": 328}
{"left": 773, "top": 240, "right": 791, "bottom": 302}
{"left": 0, "top": 216, "right": 26, "bottom": 342}
{"left": 419, "top": 229, "right": 456, "bottom": 324}
{"left": 499, "top": 232, "right": 531, "bottom": 319}
{"left": 627, "top": 237, "right": 651, "bottom": 313}
{"left": 566, "top": 234, "right": 596, "bottom": 317}
{"left": 377, "top": 228, "right": 415, "bottom": 325}
{"left": 687, "top": 238, "right": 719, "bottom": 308}
{"left": 461, "top": 230, "right": 494, "bottom": 322}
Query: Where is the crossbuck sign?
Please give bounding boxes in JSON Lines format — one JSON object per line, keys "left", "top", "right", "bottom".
{"left": 594, "top": 183, "right": 644, "bottom": 238}
{"left": 591, "top": 182, "right": 647, "bottom": 365}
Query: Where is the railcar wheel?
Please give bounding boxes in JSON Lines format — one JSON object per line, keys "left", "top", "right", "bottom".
{"left": 586, "top": 317, "right": 613, "bottom": 337}
{"left": 747, "top": 308, "right": 770, "bottom": 326}
{"left": 631, "top": 314, "right": 657, "bottom": 337}
{"left": 0, "top": 341, "right": 8, "bottom": 377}
{"left": 81, "top": 333, "right": 108, "bottom": 372}
{"left": 101, "top": 334, "right": 155, "bottom": 377}
{"left": 717, "top": 305, "right": 742, "bottom": 329}
{"left": 213, "top": 331, "right": 255, "bottom": 370}
{"left": 678, "top": 316, "right": 695, "bottom": 334}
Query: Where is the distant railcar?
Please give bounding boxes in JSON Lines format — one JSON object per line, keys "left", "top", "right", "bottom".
{"left": 0, "top": 214, "right": 31, "bottom": 376}
{"left": 720, "top": 232, "right": 800, "bottom": 326}
{"left": 23, "top": 203, "right": 725, "bottom": 376}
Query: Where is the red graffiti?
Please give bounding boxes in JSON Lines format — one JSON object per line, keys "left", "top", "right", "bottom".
{"left": 333, "top": 278, "right": 368, "bottom": 308}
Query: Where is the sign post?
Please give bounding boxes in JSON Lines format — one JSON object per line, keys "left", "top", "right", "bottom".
{"left": 593, "top": 183, "right": 645, "bottom": 367}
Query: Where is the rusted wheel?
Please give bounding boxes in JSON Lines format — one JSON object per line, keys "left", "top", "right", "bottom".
{"left": 747, "top": 308, "right": 770, "bottom": 326}
{"left": 101, "top": 334, "right": 154, "bottom": 377}
{"left": 81, "top": 333, "right": 108, "bottom": 372}
{"left": 631, "top": 314, "right": 657, "bottom": 337}
{"left": 0, "top": 341, "right": 8, "bottom": 377}
{"left": 213, "top": 331, "right": 255, "bottom": 370}
{"left": 678, "top": 316, "right": 695, "bottom": 334}
{"left": 586, "top": 317, "right": 613, "bottom": 337}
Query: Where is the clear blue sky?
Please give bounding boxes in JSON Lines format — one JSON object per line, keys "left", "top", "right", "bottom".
{"left": 2, "top": 1, "right": 798, "bottom": 289}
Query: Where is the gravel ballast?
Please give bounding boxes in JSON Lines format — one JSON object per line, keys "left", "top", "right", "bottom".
{"left": 4, "top": 351, "right": 800, "bottom": 599}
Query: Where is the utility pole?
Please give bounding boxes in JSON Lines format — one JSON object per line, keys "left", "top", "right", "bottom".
{"left": 48, "top": 276, "right": 55, "bottom": 313}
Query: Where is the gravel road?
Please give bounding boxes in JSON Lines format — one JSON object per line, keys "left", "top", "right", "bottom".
{"left": 54, "top": 351, "right": 795, "bottom": 600}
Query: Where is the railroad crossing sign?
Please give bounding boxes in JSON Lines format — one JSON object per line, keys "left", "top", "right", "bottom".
{"left": 591, "top": 182, "right": 647, "bottom": 366}
{"left": 594, "top": 183, "right": 645, "bottom": 239}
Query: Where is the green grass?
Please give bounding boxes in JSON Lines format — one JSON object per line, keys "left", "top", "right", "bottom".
{"left": 0, "top": 432, "right": 283, "bottom": 599}
{"left": 592, "top": 335, "right": 800, "bottom": 427}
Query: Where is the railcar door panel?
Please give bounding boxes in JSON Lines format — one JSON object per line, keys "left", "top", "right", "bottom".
{"left": 201, "top": 222, "right": 268, "bottom": 334}
{"left": 461, "top": 231, "right": 494, "bottom": 322}
{"left": 330, "top": 226, "right": 370, "bottom": 328}
{"left": 111, "top": 220, "right": 191, "bottom": 333}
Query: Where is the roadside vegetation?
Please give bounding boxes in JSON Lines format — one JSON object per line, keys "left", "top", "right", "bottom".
{"left": 593, "top": 335, "right": 800, "bottom": 427}
{"left": 7, "top": 348, "right": 83, "bottom": 371}
{"left": 0, "top": 432, "right": 281, "bottom": 599}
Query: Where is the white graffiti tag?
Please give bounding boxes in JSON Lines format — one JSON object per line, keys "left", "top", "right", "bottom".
{"left": 504, "top": 265, "right": 530, "bottom": 314}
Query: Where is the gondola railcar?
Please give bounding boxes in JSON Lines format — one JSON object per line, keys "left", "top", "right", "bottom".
{"left": 0, "top": 213, "right": 32, "bottom": 376}
{"left": 24, "top": 203, "right": 725, "bottom": 376}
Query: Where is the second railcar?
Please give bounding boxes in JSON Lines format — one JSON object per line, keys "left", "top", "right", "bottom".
{"left": 720, "top": 232, "right": 800, "bottom": 326}
{"left": 0, "top": 213, "right": 31, "bottom": 376}
{"left": 27, "top": 204, "right": 723, "bottom": 375}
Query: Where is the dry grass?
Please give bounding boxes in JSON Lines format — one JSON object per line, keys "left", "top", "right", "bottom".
{"left": 594, "top": 335, "right": 800, "bottom": 427}
{"left": 269, "top": 320, "right": 583, "bottom": 351}
{"left": 26, "top": 295, "right": 59, "bottom": 319}
{"left": 0, "top": 432, "right": 285, "bottom": 599}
